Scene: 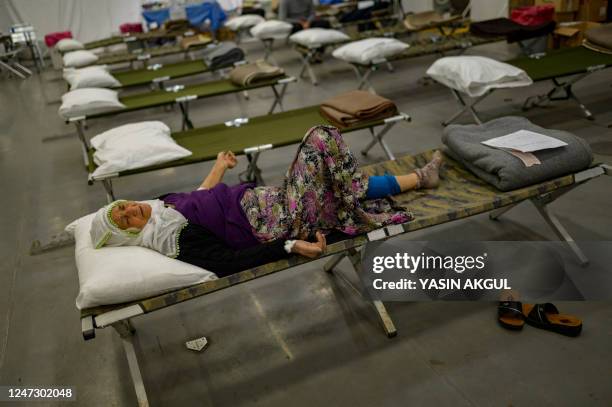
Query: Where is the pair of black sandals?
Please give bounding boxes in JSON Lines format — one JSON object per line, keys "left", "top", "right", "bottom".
{"left": 497, "top": 301, "right": 582, "bottom": 337}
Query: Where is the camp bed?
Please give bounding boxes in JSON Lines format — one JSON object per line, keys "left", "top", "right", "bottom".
{"left": 68, "top": 75, "right": 296, "bottom": 146}
{"left": 91, "top": 40, "right": 212, "bottom": 69}
{"left": 104, "top": 58, "right": 245, "bottom": 90}
{"left": 78, "top": 105, "right": 411, "bottom": 202}
{"left": 338, "top": 33, "right": 502, "bottom": 92}
{"left": 440, "top": 46, "right": 612, "bottom": 125}
{"left": 82, "top": 28, "right": 194, "bottom": 50}
{"left": 77, "top": 151, "right": 611, "bottom": 406}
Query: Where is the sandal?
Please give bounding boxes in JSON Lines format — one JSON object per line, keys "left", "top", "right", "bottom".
{"left": 523, "top": 303, "right": 582, "bottom": 337}
{"left": 497, "top": 301, "right": 525, "bottom": 330}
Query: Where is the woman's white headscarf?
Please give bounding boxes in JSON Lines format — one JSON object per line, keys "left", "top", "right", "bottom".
{"left": 90, "top": 199, "right": 188, "bottom": 258}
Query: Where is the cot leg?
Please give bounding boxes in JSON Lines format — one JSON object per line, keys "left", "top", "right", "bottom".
{"left": 297, "top": 49, "right": 319, "bottom": 85}
{"left": 74, "top": 120, "right": 91, "bottom": 167}
{"left": 361, "top": 122, "right": 396, "bottom": 160}
{"left": 240, "top": 152, "right": 265, "bottom": 185}
{"left": 0, "top": 60, "right": 27, "bottom": 79}
{"left": 489, "top": 203, "right": 518, "bottom": 221}
{"left": 346, "top": 248, "right": 397, "bottom": 337}
{"left": 178, "top": 101, "right": 194, "bottom": 130}
{"left": 564, "top": 85, "right": 594, "bottom": 120}
{"left": 268, "top": 82, "right": 289, "bottom": 114}
{"left": 530, "top": 198, "right": 589, "bottom": 266}
{"left": 102, "top": 179, "right": 116, "bottom": 203}
{"left": 112, "top": 321, "right": 150, "bottom": 407}
{"left": 324, "top": 253, "right": 346, "bottom": 273}
{"left": 442, "top": 89, "right": 486, "bottom": 126}
{"left": 352, "top": 65, "right": 376, "bottom": 93}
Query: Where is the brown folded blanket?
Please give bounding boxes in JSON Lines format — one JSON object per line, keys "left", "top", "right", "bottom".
{"left": 228, "top": 60, "right": 285, "bottom": 86}
{"left": 319, "top": 90, "right": 398, "bottom": 128}
{"left": 585, "top": 23, "right": 612, "bottom": 52}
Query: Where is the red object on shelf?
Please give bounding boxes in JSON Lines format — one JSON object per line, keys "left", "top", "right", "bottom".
{"left": 120, "top": 23, "right": 144, "bottom": 33}
{"left": 511, "top": 5, "right": 555, "bottom": 26}
{"left": 44, "top": 31, "right": 73, "bottom": 47}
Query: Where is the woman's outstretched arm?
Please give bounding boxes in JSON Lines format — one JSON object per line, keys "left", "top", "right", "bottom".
{"left": 198, "top": 151, "right": 237, "bottom": 190}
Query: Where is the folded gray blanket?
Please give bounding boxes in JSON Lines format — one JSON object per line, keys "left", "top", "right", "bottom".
{"left": 202, "top": 42, "right": 245, "bottom": 70}
{"left": 585, "top": 23, "right": 612, "bottom": 52}
{"left": 442, "top": 116, "right": 593, "bottom": 191}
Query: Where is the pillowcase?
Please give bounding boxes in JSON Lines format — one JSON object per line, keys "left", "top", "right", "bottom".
{"left": 58, "top": 88, "right": 126, "bottom": 119}
{"left": 332, "top": 38, "right": 409, "bottom": 65}
{"left": 250, "top": 20, "right": 293, "bottom": 39}
{"left": 289, "top": 28, "right": 350, "bottom": 47}
{"left": 69, "top": 214, "right": 217, "bottom": 309}
{"left": 63, "top": 65, "right": 120, "bottom": 90}
{"left": 225, "top": 14, "right": 265, "bottom": 30}
{"left": 56, "top": 38, "right": 84, "bottom": 52}
{"left": 63, "top": 50, "right": 99, "bottom": 68}
{"left": 426, "top": 56, "right": 533, "bottom": 97}
{"left": 90, "top": 121, "right": 192, "bottom": 178}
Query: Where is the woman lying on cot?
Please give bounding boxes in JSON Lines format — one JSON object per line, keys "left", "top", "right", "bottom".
{"left": 90, "top": 125, "right": 442, "bottom": 276}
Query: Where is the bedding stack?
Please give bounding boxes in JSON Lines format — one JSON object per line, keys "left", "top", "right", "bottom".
{"left": 228, "top": 60, "right": 284, "bottom": 86}
{"left": 442, "top": 116, "right": 593, "bottom": 191}
{"left": 319, "top": 90, "right": 398, "bottom": 128}
{"left": 583, "top": 23, "right": 612, "bottom": 54}
{"left": 202, "top": 42, "right": 245, "bottom": 70}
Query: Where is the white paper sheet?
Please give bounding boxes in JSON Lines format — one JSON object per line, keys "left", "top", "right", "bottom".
{"left": 482, "top": 130, "right": 568, "bottom": 153}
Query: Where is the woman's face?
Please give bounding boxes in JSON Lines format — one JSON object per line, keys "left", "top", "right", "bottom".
{"left": 111, "top": 201, "right": 152, "bottom": 230}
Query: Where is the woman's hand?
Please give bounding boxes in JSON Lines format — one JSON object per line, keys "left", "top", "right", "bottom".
{"left": 216, "top": 151, "right": 237, "bottom": 169}
{"left": 292, "top": 231, "right": 326, "bottom": 258}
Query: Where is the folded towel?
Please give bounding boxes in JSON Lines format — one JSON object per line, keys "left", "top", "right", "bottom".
{"left": 202, "top": 42, "right": 245, "bottom": 69}
{"left": 319, "top": 90, "right": 398, "bottom": 128}
{"left": 228, "top": 60, "right": 284, "bottom": 86}
{"left": 442, "top": 116, "right": 593, "bottom": 191}
{"left": 585, "top": 23, "right": 612, "bottom": 52}
{"left": 181, "top": 34, "right": 213, "bottom": 50}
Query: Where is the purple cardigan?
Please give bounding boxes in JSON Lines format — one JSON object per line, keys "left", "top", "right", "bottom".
{"left": 162, "top": 183, "right": 260, "bottom": 250}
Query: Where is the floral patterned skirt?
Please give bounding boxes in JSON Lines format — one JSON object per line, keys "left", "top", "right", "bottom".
{"left": 240, "top": 125, "right": 412, "bottom": 242}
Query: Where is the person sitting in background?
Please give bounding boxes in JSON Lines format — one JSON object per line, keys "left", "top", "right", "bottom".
{"left": 90, "top": 125, "right": 442, "bottom": 277}
{"left": 278, "top": 0, "right": 331, "bottom": 33}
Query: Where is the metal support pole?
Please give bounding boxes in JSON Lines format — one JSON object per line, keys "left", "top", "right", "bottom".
{"left": 530, "top": 198, "right": 589, "bottom": 266}
{"left": 345, "top": 248, "right": 397, "bottom": 337}
{"left": 488, "top": 203, "right": 519, "bottom": 221}
{"left": 442, "top": 89, "right": 488, "bottom": 126}
{"left": 361, "top": 122, "right": 397, "bottom": 160}
{"left": 112, "top": 321, "right": 150, "bottom": 407}
{"left": 102, "top": 179, "right": 116, "bottom": 203}
{"left": 178, "top": 101, "right": 195, "bottom": 130}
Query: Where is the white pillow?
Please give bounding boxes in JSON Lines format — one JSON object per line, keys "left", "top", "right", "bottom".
{"left": 63, "top": 65, "right": 120, "bottom": 90}
{"left": 69, "top": 214, "right": 217, "bottom": 309}
{"left": 332, "top": 38, "right": 409, "bottom": 65}
{"left": 63, "top": 50, "right": 99, "bottom": 68}
{"left": 90, "top": 121, "right": 192, "bottom": 178}
{"left": 289, "top": 28, "right": 350, "bottom": 47}
{"left": 225, "top": 14, "right": 266, "bottom": 30}
{"left": 426, "top": 56, "right": 533, "bottom": 97}
{"left": 58, "top": 88, "right": 126, "bottom": 119}
{"left": 250, "top": 20, "right": 293, "bottom": 39}
{"left": 56, "top": 38, "right": 85, "bottom": 52}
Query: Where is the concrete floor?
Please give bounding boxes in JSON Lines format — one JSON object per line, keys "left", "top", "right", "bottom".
{"left": 1, "top": 38, "right": 612, "bottom": 407}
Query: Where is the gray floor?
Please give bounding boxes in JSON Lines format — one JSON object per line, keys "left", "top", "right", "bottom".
{"left": 1, "top": 38, "right": 612, "bottom": 407}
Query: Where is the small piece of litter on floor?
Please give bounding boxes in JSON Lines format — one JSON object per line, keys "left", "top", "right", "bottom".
{"left": 186, "top": 337, "right": 209, "bottom": 352}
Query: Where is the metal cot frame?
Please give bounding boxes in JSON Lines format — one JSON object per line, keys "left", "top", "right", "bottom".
{"left": 441, "top": 54, "right": 612, "bottom": 126}
{"left": 79, "top": 161, "right": 611, "bottom": 407}
{"left": 79, "top": 109, "right": 411, "bottom": 203}
{"left": 66, "top": 75, "right": 297, "bottom": 153}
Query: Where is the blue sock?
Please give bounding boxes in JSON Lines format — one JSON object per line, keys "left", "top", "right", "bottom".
{"left": 366, "top": 175, "right": 401, "bottom": 199}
